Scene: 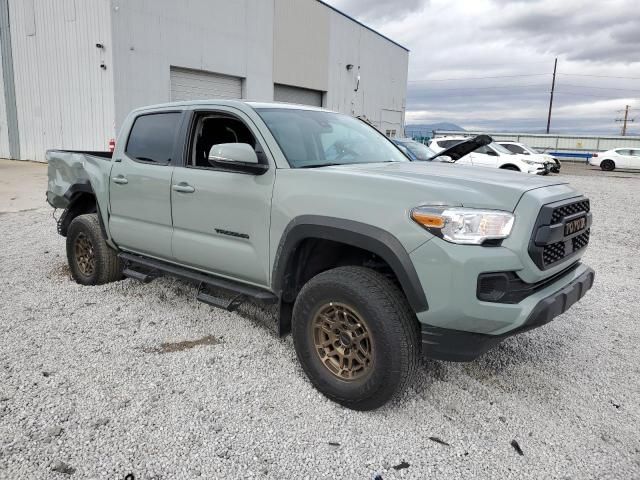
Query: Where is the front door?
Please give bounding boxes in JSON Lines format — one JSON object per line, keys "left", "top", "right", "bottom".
{"left": 170, "top": 109, "right": 275, "bottom": 287}
{"left": 109, "top": 111, "right": 184, "bottom": 259}
{"left": 470, "top": 146, "right": 499, "bottom": 168}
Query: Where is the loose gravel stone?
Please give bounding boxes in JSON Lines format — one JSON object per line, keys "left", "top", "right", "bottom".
{"left": 51, "top": 460, "right": 76, "bottom": 475}
{"left": 0, "top": 171, "right": 639, "bottom": 479}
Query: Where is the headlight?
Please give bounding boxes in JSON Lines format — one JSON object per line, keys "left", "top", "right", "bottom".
{"left": 522, "top": 159, "right": 540, "bottom": 165}
{"left": 411, "top": 206, "right": 515, "bottom": 245}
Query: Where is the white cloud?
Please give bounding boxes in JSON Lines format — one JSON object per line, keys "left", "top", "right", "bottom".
{"left": 324, "top": 0, "right": 640, "bottom": 134}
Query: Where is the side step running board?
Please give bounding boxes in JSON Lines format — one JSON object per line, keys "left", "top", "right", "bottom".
{"left": 122, "top": 267, "right": 156, "bottom": 283}
{"left": 119, "top": 252, "right": 278, "bottom": 309}
{"left": 196, "top": 285, "right": 246, "bottom": 312}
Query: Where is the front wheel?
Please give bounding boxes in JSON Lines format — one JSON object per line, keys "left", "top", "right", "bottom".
{"left": 600, "top": 159, "right": 615, "bottom": 171}
{"left": 500, "top": 165, "right": 520, "bottom": 171}
{"left": 66, "top": 214, "right": 122, "bottom": 285}
{"left": 292, "top": 266, "right": 420, "bottom": 410}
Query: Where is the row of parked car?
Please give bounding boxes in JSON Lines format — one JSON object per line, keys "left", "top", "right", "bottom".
{"left": 393, "top": 136, "right": 561, "bottom": 175}
{"left": 395, "top": 135, "right": 640, "bottom": 173}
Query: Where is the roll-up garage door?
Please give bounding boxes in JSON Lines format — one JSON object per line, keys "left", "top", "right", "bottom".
{"left": 274, "top": 84, "right": 323, "bottom": 107}
{"left": 170, "top": 67, "right": 242, "bottom": 101}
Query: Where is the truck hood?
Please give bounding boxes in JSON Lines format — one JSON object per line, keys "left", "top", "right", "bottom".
{"left": 320, "top": 161, "right": 570, "bottom": 211}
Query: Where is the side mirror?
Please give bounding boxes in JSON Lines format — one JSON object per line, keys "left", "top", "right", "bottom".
{"left": 486, "top": 150, "right": 498, "bottom": 156}
{"left": 208, "top": 143, "right": 268, "bottom": 175}
{"left": 434, "top": 155, "right": 454, "bottom": 163}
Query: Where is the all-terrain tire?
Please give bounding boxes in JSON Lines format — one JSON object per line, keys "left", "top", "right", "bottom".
{"left": 66, "top": 213, "right": 122, "bottom": 285}
{"left": 292, "top": 266, "right": 420, "bottom": 411}
{"left": 600, "top": 159, "right": 615, "bottom": 171}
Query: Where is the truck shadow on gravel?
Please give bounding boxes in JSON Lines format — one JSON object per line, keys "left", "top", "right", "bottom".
{"left": 48, "top": 262, "right": 71, "bottom": 280}
{"left": 414, "top": 330, "right": 570, "bottom": 386}
{"left": 124, "top": 277, "right": 571, "bottom": 400}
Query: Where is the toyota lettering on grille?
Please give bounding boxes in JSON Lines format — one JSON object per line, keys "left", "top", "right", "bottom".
{"left": 564, "top": 216, "right": 587, "bottom": 236}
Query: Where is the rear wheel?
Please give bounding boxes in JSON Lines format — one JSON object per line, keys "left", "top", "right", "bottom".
{"left": 600, "top": 159, "right": 615, "bottom": 171}
{"left": 292, "top": 266, "right": 420, "bottom": 410}
{"left": 66, "top": 214, "right": 122, "bottom": 285}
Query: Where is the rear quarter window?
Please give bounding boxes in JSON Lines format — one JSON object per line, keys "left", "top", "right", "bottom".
{"left": 126, "top": 112, "right": 182, "bottom": 164}
{"left": 439, "top": 139, "right": 463, "bottom": 148}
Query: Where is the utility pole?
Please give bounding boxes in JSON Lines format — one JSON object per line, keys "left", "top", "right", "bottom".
{"left": 615, "top": 105, "right": 635, "bottom": 136}
{"left": 546, "top": 57, "right": 557, "bottom": 134}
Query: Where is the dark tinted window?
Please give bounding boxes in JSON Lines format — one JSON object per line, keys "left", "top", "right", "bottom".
{"left": 503, "top": 143, "right": 525, "bottom": 154}
{"left": 126, "top": 113, "right": 182, "bottom": 164}
{"left": 439, "top": 140, "right": 463, "bottom": 148}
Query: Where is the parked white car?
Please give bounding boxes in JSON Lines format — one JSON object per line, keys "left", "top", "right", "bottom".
{"left": 429, "top": 136, "right": 547, "bottom": 174}
{"left": 589, "top": 148, "right": 640, "bottom": 171}
{"left": 498, "top": 141, "right": 560, "bottom": 173}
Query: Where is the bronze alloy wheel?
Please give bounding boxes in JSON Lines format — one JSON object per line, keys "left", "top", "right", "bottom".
{"left": 74, "top": 233, "right": 95, "bottom": 277}
{"left": 312, "top": 302, "right": 373, "bottom": 381}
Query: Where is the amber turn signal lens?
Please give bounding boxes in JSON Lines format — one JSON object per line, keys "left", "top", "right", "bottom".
{"left": 411, "top": 211, "right": 446, "bottom": 228}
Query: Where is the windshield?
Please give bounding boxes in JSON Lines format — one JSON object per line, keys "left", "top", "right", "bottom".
{"left": 490, "top": 142, "right": 515, "bottom": 155}
{"left": 256, "top": 108, "right": 408, "bottom": 168}
{"left": 522, "top": 145, "right": 540, "bottom": 154}
{"left": 399, "top": 141, "right": 436, "bottom": 161}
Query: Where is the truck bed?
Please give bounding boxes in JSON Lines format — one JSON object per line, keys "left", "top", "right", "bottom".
{"left": 46, "top": 150, "right": 113, "bottom": 209}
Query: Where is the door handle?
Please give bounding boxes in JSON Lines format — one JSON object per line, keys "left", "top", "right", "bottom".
{"left": 172, "top": 183, "right": 195, "bottom": 193}
{"left": 112, "top": 175, "right": 128, "bottom": 185}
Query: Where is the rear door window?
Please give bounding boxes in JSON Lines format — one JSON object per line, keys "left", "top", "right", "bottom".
{"left": 504, "top": 144, "right": 525, "bottom": 154}
{"left": 440, "top": 140, "right": 463, "bottom": 148}
{"left": 126, "top": 112, "right": 182, "bottom": 164}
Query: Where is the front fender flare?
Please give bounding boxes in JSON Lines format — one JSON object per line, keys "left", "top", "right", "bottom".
{"left": 272, "top": 215, "right": 429, "bottom": 314}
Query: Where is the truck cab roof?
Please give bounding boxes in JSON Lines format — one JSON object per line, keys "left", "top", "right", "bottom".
{"left": 130, "top": 99, "right": 331, "bottom": 115}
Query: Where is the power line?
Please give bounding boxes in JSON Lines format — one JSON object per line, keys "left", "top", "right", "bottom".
{"left": 419, "top": 83, "right": 548, "bottom": 91}
{"left": 554, "top": 90, "right": 633, "bottom": 99}
{"left": 616, "top": 105, "right": 635, "bottom": 135}
{"left": 408, "top": 73, "right": 550, "bottom": 82}
{"left": 559, "top": 83, "right": 640, "bottom": 93}
{"left": 558, "top": 73, "right": 640, "bottom": 80}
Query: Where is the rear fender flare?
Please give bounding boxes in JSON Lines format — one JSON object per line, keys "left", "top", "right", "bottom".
{"left": 60, "top": 182, "right": 110, "bottom": 243}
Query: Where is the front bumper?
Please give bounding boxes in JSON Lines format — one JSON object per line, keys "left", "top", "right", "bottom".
{"left": 420, "top": 266, "right": 594, "bottom": 361}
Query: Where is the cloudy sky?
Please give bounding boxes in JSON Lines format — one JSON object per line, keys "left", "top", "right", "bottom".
{"left": 325, "top": 0, "right": 640, "bottom": 134}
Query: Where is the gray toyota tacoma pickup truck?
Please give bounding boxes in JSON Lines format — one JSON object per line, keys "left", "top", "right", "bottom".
{"left": 46, "top": 100, "right": 594, "bottom": 410}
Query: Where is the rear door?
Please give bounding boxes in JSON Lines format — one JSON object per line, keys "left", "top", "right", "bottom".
{"left": 616, "top": 149, "right": 633, "bottom": 168}
{"left": 109, "top": 111, "right": 184, "bottom": 258}
{"left": 170, "top": 107, "right": 275, "bottom": 287}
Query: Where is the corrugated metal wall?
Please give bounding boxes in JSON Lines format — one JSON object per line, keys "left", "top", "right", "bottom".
{"left": 170, "top": 67, "right": 243, "bottom": 102}
{"left": 9, "top": 0, "right": 115, "bottom": 162}
{"left": 274, "top": 83, "right": 323, "bottom": 106}
{"left": 0, "top": 6, "right": 11, "bottom": 159}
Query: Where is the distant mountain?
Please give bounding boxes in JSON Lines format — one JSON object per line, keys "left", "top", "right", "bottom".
{"left": 404, "top": 122, "right": 465, "bottom": 135}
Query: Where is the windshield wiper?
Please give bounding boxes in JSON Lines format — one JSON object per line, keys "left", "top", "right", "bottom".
{"left": 299, "top": 163, "right": 347, "bottom": 169}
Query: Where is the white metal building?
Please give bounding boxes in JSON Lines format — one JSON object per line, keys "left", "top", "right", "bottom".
{"left": 0, "top": 0, "right": 409, "bottom": 162}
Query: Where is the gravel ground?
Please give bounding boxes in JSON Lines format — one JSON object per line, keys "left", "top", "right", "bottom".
{"left": 1, "top": 172, "right": 639, "bottom": 479}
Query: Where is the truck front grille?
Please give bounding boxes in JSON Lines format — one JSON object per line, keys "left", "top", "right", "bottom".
{"left": 542, "top": 241, "right": 565, "bottom": 265}
{"left": 529, "top": 197, "right": 592, "bottom": 270}
{"left": 550, "top": 200, "right": 590, "bottom": 223}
